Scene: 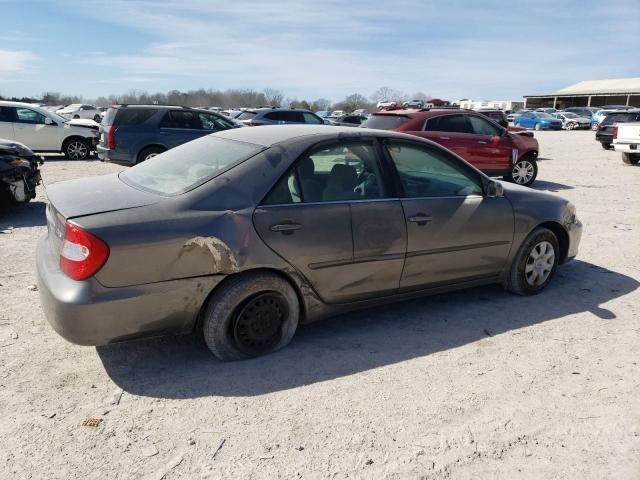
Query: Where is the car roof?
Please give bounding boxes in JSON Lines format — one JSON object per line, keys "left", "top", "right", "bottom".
{"left": 212, "top": 124, "right": 412, "bottom": 147}
{"left": 372, "top": 108, "right": 484, "bottom": 119}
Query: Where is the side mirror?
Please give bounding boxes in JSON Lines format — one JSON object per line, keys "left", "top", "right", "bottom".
{"left": 486, "top": 180, "right": 504, "bottom": 198}
{"left": 44, "top": 117, "right": 54, "bottom": 125}
{"left": 323, "top": 119, "right": 330, "bottom": 125}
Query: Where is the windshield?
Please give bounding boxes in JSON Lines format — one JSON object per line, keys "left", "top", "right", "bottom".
{"left": 121, "top": 136, "right": 264, "bottom": 195}
{"left": 563, "top": 112, "right": 579, "bottom": 118}
{"left": 361, "top": 114, "right": 411, "bottom": 130}
{"left": 537, "top": 113, "right": 553, "bottom": 118}
{"left": 236, "top": 111, "right": 256, "bottom": 120}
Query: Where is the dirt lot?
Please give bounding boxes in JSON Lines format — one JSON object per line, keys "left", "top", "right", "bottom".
{"left": 1, "top": 130, "right": 639, "bottom": 479}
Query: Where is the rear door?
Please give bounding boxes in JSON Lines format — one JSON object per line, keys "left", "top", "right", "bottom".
{"left": 0, "top": 106, "right": 16, "bottom": 140}
{"left": 422, "top": 113, "right": 475, "bottom": 160}
{"left": 158, "top": 110, "right": 204, "bottom": 148}
{"left": 466, "top": 114, "right": 514, "bottom": 173}
{"left": 253, "top": 139, "right": 406, "bottom": 303}
{"left": 383, "top": 140, "right": 513, "bottom": 290}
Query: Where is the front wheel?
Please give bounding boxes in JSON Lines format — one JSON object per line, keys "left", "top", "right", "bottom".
{"left": 136, "top": 146, "right": 165, "bottom": 164}
{"left": 63, "top": 138, "right": 90, "bottom": 160}
{"left": 566, "top": 122, "right": 575, "bottom": 130}
{"left": 601, "top": 142, "right": 611, "bottom": 150}
{"left": 506, "top": 157, "right": 538, "bottom": 186}
{"left": 622, "top": 152, "right": 640, "bottom": 165}
{"left": 201, "top": 272, "right": 300, "bottom": 360}
{"left": 505, "top": 227, "right": 559, "bottom": 295}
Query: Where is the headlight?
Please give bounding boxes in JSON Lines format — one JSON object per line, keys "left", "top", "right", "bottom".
{"left": 567, "top": 203, "right": 577, "bottom": 223}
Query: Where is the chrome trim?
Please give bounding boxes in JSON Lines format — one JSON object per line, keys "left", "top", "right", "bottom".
{"left": 309, "top": 252, "right": 406, "bottom": 270}
{"left": 259, "top": 195, "right": 486, "bottom": 209}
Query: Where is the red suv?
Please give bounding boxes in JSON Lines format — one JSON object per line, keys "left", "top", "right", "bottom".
{"left": 362, "top": 109, "right": 540, "bottom": 186}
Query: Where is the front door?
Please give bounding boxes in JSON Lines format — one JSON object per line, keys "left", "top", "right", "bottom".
{"left": 383, "top": 140, "right": 514, "bottom": 290}
{"left": 13, "top": 107, "right": 60, "bottom": 150}
{"left": 253, "top": 140, "right": 406, "bottom": 303}
{"left": 465, "top": 115, "right": 514, "bottom": 173}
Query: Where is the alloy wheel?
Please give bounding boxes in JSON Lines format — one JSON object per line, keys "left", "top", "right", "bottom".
{"left": 524, "top": 241, "right": 555, "bottom": 287}
{"left": 511, "top": 160, "right": 535, "bottom": 185}
{"left": 67, "top": 141, "right": 88, "bottom": 160}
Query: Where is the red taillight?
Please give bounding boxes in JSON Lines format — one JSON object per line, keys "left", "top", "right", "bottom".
{"left": 59, "top": 222, "right": 109, "bottom": 281}
{"left": 107, "top": 126, "right": 117, "bottom": 149}
{"left": 597, "top": 123, "right": 605, "bottom": 130}
{"left": 613, "top": 126, "right": 618, "bottom": 139}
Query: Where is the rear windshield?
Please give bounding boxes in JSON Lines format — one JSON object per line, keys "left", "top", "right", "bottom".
{"left": 602, "top": 113, "right": 640, "bottom": 124}
{"left": 361, "top": 115, "right": 411, "bottom": 130}
{"left": 121, "top": 136, "right": 263, "bottom": 195}
{"left": 236, "top": 111, "right": 256, "bottom": 120}
{"left": 108, "top": 108, "right": 156, "bottom": 126}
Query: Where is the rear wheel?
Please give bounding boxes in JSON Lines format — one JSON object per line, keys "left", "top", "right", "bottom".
{"left": 622, "top": 152, "right": 640, "bottom": 165}
{"left": 601, "top": 142, "right": 611, "bottom": 150}
{"left": 73, "top": 114, "right": 80, "bottom": 119}
{"left": 137, "top": 146, "right": 165, "bottom": 164}
{"left": 505, "top": 227, "right": 559, "bottom": 295}
{"left": 566, "top": 122, "right": 575, "bottom": 130}
{"left": 201, "top": 272, "right": 300, "bottom": 360}
{"left": 63, "top": 138, "right": 90, "bottom": 160}
{"left": 93, "top": 114, "right": 101, "bottom": 122}
{"left": 506, "top": 157, "right": 538, "bottom": 186}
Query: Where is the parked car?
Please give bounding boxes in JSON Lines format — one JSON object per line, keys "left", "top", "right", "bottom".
{"left": 0, "top": 101, "right": 98, "bottom": 159}
{"left": 328, "top": 114, "right": 368, "bottom": 127}
{"left": 97, "top": 105, "right": 240, "bottom": 165}
{"left": 377, "top": 100, "right": 397, "bottom": 110}
{"left": 552, "top": 112, "right": 591, "bottom": 130}
{"left": 0, "top": 138, "right": 42, "bottom": 205}
{"left": 563, "top": 107, "right": 598, "bottom": 120}
{"left": 612, "top": 120, "right": 640, "bottom": 165}
{"left": 534, "top": 108, "right": 557, "bottom": 114}
{"left": 361, "top": 109, "right": 540, "bottom": 186}
{"left": 315, "top": 110, "right": 332, "bottom": 119}
{"left": 514, "top": 112, "right": 563, "bottom": 131}
{"left": 37, "top": 125, "right": 582, "bottom": 360}
{"left": 402, "top": 100, "right": 424, "bottom": 109}
{"left": 477, "top": 109, "right": 508, "bottom": 128}
{"left": 237, "top": 108, "right": 325, "bottom": 126}
{"left": 56, "top": 104, "right": 102, "bottom": 122}
{"left": 595, "top": 110, "right": 640, "bottom": 150}
{"left": 330, "top": 110, "right": 345, "bottom": 118}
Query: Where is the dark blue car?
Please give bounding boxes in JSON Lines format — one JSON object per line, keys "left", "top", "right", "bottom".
{"left": 97, "top": 105, "right": 240, "bottom": 165}
{"left": 514, "top": 112, "right": 563, "bottom": 131}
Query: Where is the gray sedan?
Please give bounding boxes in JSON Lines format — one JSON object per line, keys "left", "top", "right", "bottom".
{"left": 37, "top": 125, "right": 582, "bottom": 360}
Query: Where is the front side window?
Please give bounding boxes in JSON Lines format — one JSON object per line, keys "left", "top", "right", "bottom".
{"left": 263, "top": 141, "right": 386, "bottom": 205}
{"left": 424, "top": 114, "right": 473, "bottom": 133}
{"left": 385, "top": 141, "right": 482, "bottom": 198}
{"left": 199, "top": 113, "right": 235, "bottom": 131}
{"left": 15, "top": 108, "right": 47, "bottom": 124}
{"left": 302, "top": 112, "right": 322, "bottom": 124}
{"left": 159, "top": 111, "right": 200, "bottom": 129}
{"left": 468, "top": 115, "right": 502, "bottom": 136}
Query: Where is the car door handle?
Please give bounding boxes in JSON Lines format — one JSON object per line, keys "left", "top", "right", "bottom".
{"left": 270, "top": 222, "right": 302, "bottom": 234}
{"left": 438, "top": 136, "right": 450, "bottom": 140}
{"left": 408, "top": 214, "right": 433, "bottom": 225}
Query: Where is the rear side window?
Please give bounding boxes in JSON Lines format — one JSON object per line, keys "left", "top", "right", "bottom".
{"left": 302, "top": 112, "right": 323, "bottom": 124}
{"left": 468, "top": 115, "right": 502, "bottom": 136}
{"left": 361, "top": 115, "right": 411, "bottom": 130}
{"left": 425, "top": 114, "right": 473, "bottom": 133}
{"left": 236, "top": 111, "right": 256, "bottom": 120}
{"left": 110, "top": 108, "right": 155, "bottom": 126}
{"left": 121, "top": 136, "right": 263, "bottom": 195}
{"left": 0, "top": 106, "right": 15, "bottom": 122}
{"left": 159, "top": 111, "right": 200, "bottom": 129}
{"left": 264, "top": 111, "right": 300, "bottom": 122}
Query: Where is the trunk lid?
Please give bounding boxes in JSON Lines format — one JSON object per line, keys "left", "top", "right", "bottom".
{"left": 45, "top": 173, "right": 160, "bottom": 219}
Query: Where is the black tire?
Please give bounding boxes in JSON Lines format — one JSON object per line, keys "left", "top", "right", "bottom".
{"left": 137, "top": 146, "right": 165, "bottom": 164}
{"left": 63, "top": 138, "right": 90, "bottom": 160}
{"left": 601, "top": 142, "right": 611, "bottom": 150}
{"left": 505, "top": 157, "right": 538, "bottom": 186}
{"left": 566, "top": 122, "right": 575, "bottom": 130}
{"left": 622, "top": 153, "right": 640, "bottom": 165}
{"left": 93, "top": 114, "right": 101, "bottom": 122}
{"left": 505, "top": 227, "right": 560, "bottom": 296}
{"left": 73, "top": 114, "right": 80, "bottom": 119}
{"left": 201, "top": 272, "right": 300, "bottom": 361}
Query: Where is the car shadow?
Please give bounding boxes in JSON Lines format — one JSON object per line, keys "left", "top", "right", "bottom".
{"left": 97, "top": 260, "right": 638, "bottom": 399}
{"left": 531, "top": 180, "right": 574, "bottom": 192}
{"left": 0, "top": 200, "right": 47, "bottom": 227}
{"left": 41, "top": 153, "right": 99, "bottom": 162}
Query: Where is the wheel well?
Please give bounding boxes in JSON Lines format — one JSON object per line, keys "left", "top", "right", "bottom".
{"left": 519, "top": 150, "right": 538, "bottom": 161}
{"left": 61, "top": 135, "right": 89, "bottom": 151}
{"left": 137, "top": 144, "right": 166, "bottom": 162}
{"left": 538, "top": 221, "right": 569, "bottom": 264}
{"left": 196, "top": 268, "right": 307, "bottom": 331}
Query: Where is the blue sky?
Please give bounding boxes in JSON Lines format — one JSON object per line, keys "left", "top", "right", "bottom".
{"left": 1, "top": 0, "right": 638, "bottom": 103}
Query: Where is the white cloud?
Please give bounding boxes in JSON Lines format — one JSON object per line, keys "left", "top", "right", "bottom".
{"left": 0, "top": 49, "right": 37, "bottom": 76}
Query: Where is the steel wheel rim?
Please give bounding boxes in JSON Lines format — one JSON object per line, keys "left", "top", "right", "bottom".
{"left": 67, "top": 141, "right": 87, "bottom": 160}
{"left": 233, "top": 292, "right": 287, "bottom": 355}
{"left": 512, "top": 161, "right": 535, "bottom": 184}
{"left": 525, "top": 240, "right": 555, "bottom": 287}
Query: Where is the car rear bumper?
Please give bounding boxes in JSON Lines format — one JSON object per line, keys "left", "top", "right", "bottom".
{"left": 96, "top": 145, "right": 134, "bottom": 165}
{"left": 36, "top": 235, "right": 224, "bottom": 345}
{"left": 613, "top": 142, "right": 639, "bottom": 153}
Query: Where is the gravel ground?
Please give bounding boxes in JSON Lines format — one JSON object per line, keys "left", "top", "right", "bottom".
{"left": 1, "top": 131, "right": 639, "bottom": 479}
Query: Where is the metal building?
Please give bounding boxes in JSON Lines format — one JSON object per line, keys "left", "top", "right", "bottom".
{"left": 524, "top": 78, "right": 640, "bottom": 109}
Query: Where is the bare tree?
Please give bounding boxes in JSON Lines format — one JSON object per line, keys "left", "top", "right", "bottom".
{"left": 264, "top": 88, "right": 285, "bottom": 107}
{"left": 311, "top": 98, "right": 331, "bottom": 111}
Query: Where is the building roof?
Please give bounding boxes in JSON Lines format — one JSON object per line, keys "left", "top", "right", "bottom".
{"left": 525, "top": 78, "right": 640, "bottom": 97}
